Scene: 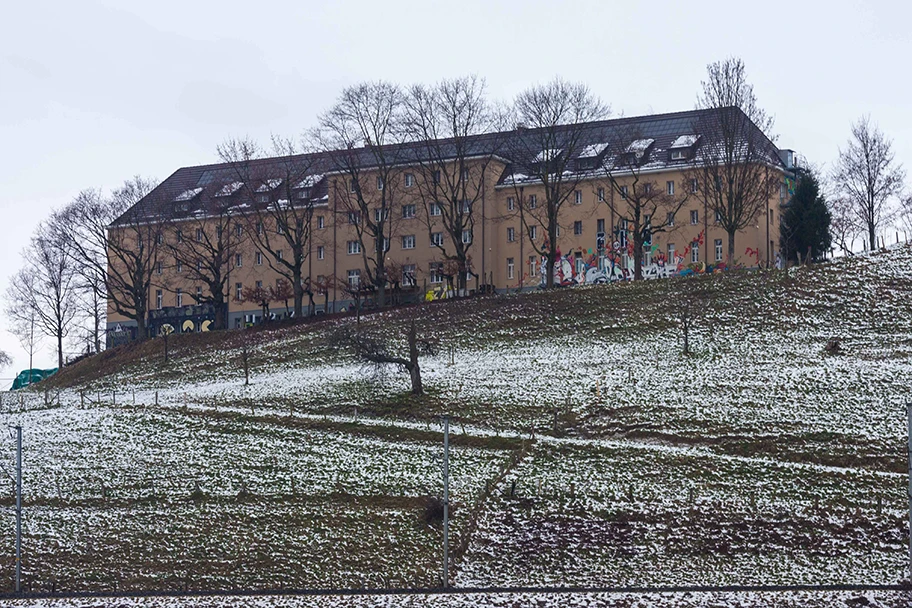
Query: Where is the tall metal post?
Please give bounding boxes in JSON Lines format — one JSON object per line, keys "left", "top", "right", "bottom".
{"left": 907, "top": 400, "right": 911, "bottom": 582}
{"left": 15, "top": 425, "right": 22, "bottom": 594}
{"left": 442, "top": 415, "right": 450, "bottom": 589}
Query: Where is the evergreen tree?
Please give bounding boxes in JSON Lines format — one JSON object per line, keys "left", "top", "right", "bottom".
{"left": 781, "top": 170, "right": 832, "bottom": 263}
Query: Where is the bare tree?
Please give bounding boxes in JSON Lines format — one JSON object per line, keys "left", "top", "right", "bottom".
{"left": 166, "top": 198, "right": 244, "bottom": 330}
{"left": 832, "top": 116, "right": 906, "bottom": 250}
{"left": 64, "top": 178, "right": 162, "bottom": 341}
{"left": 312, "top": 81, "right": 407, "bottom": 307}
{"left": 599, "top": 129, "right": 692, "bottom": 280}
{"left": 827, "top": 195, "right": 860, "bottom": 256}
{"left": 6, "top": 289, "right": 41, "bottom": 379}
{"left": 6, "top": 219, "right": 80, "bottom": 369}
{"left": 402, "top": 75, "right": 501, "bottom": 293}
{"left": 336, "top": 319, "right": 437, "bottom": 395}
{"left": 505, "top": 78, "right": 609, "bottom": 288}
{"left": 688, "top": 57, "right": 779, "bottom": 264}
{"left": 672, "top": 281, "right": 713, "bottom": 356}
{"left": 217, "top": 136, "right": 323, "bottom": 318}
{"left": 0, "top": 351, "right": 11, "bottom": 372}
{"left": 57, "top": 196, "right": 107, "bottom": 354}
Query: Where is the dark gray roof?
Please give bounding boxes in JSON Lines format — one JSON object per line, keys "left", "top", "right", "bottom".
{"left": 112, "top": 107, "right": 783, "bottom": 226}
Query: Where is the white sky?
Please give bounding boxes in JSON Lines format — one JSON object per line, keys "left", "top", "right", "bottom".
{"left": 1, "top": 0, "right": 910, "bottom": 375}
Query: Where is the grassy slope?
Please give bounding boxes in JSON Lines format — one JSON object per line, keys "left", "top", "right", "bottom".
{"left": 5, "top": 245, "right": 912, "bottom": 601}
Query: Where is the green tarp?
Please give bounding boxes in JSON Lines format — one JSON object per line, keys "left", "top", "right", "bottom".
{"left": 10, "top": 368, "right": 57, "bottom": 391}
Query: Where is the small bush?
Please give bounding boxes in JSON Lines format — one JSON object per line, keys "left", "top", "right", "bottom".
{"left": 422, "top": 495, "right": 447, "bottom": 526}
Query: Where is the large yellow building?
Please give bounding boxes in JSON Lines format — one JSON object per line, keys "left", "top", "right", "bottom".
{"left": 106, "top": 108, "right": 800, "bottom": 343}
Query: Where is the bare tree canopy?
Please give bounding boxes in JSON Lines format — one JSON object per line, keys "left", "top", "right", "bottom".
{"left": 217, "top": 135, "right": 323, "bottom": 318}
{"left": 311, "top": 81, "right": 408, "bottom": 306}
{"left": 506, "top": 78, "right": 609, "bottom": 288}
{"left": 5, "top": 217, "right": 80, "bottom": 368}
{"left": 598, "top": 126, "right": 692, "bottom": 280}
{"left": 832, "top": 115, "right": 906, "bottom": 250}
{"left": 402, "top": 75, "right": 501, "bottom": 292}
{"left": 63, "top": 177, "right": 161, "bottom": 341}
{"left": 689, "top": 57, "right": 779, "bottom": 264}
{"left": 0, "top": 350, "right": 11, "bottom": 371}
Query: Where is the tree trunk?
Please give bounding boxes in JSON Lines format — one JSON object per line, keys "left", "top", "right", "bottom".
{"left": 868, "top": 223, "right": 876, "bottom": 252}
{"left": 136, "top": 313, "right": 148, "bottom": 342}
{"left": 57, "top": 333, "right": 64, "bottom": 369}
{"left": 407, "top": 363, "right": 423, "bottom": 395}
{"left": 727, "top": 230, "right": 736, "bottom": 266}
{"left": 633, "top": 236, "right": 644, "bottom": 281}
{"left": 214, "top": 299, "right": 227, "bottom": 330}
{"left": 293, "top": 269, "right": 304, "bottom": 317}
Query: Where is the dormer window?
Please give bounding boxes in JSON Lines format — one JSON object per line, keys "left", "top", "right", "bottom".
{"left": 256, "top": 179, "right": 283, "bottom": 193}
{"left": 669, "top": 135, "right": 700, "bottom": 161}
{"left": 625, "top": 139, "right": 655, "bottom": 163}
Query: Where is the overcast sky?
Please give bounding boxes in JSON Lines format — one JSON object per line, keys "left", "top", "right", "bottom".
{"left": 1, "top": 0, "right": 910, "bottom": 375}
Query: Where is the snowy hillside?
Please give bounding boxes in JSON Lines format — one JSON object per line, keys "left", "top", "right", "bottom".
{"left": 3, "top": 245, "right": 912, "bottom": 605}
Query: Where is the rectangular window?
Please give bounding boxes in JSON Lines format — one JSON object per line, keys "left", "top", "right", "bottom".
{"left": 175, "top": 260, "right": 182, "bottom": 273}
{"left": 255, "top": 280, "right": 262, "bottom": 289}
{"left": 402, "top": 264, "right": 416, "bottom": 286}
{"left": 277, "top": 222, "right": 285, "bottom": 235}
{"left": 715, "top": 210, "right": 722, "bottom": 223}
{"left": 256, "top": 251, "right": 263, "bottom": 265}
{"left": 350, "top": 179, "right": 358, "bottom": 193}
{"left": 347, "top": 269, "right": 360, "bottom": 287}
{"left": 156, "top": 261, "right": 163, "bottom": 275}
{"left": 462, "top": 229, "right": 473, "bottom": 244}
{"left": 528, "top": 194, "right": 537, "bottom": 209}
{"left": 176, "top": 288, "right": 183, "bottom": 307}
{"left": 597, "top": 188, "right": 605, "bottom": 202}
{"left": 574, "top": 221, "right": 583, "bottom": 235}
{"left": 462, "top": 168, "right": 470, "bottom": 181}
{"left": 197, "top": 259, "right": 203, "bottom": 272}
{"left": 374, "top": 208, "right": 389, "bottom": 223}
{"left": 574, "top": 190, "right": 582, "bottom": 205}
{"left": 176, "top": 230, "right": 183, "bottom": 243}
{"left": 402, "top": 235, "right": 416, "bottom": 249}
{"left": 430, "top": 202, "right": 442, "bottom": 216}
{"left": 597, "top": 218, "right": 605, "bottom": 233}
{"left": 257, "top": 194, "right": 269, "bottom": 203}
{"left": 529, "top": 256, "right": 536, "bottom": 277}
{"left": 235, "top": 224, "right": 243, "bottom": 237}
{"left": 507, "top": 197, "right": 515, "bottom": 211}
{"left": 235, "top": 282, "right": 243, "bottom": 301}
{"left": 235, "top": 253, "right": 242, "bottom": 267}
{"left": 405, "top": 173, "right": 414, "bottom": 188}
{"left": 620, "top": 185, "right": 628, "bottom": 199}
{"left": 196, "top": 228, "right": 203, "bottom": 242}
{"left": 529, "top": 226, "right": 538, "bottom": 240}
{"left": 667, "top": 212, "right": 675, "bottom": 227}
{"left": 644, "top": 183, "right": 652, "bottom": 195}
{"left": 507, "top": 227, "right": 515, "bottom": 242}
{"left": 769, "top": 209, "right": 774, "bottom": 225}
{"left": 690, "top": 210, "right": 699, "bottom": 225}
{"left": 276, "top": 250, "right": 284, "bottom": 261}
{"left": 690, "top": 178, "right": 698, "bottom": 193}
{"left": 156, "top": 233, "right": 163, "bottom": 245}
{"left": 256, "top": 222, "right": 264, "bottom": 236}
{"left": 377, "top": 237, "right": 389, "bottom": 253}
{"left": 671, "top": 149, "right": 686, "bottom": 161}
{"left": 462, "top": 200, "right": 471, "bottom": 214}
{"left": 317, "top": 215, "right": 325, "bottom": 229}
{"left": 196, "top": 286, "right": 202, "bottom": 302}
{"left": 715, "top": 239, "right": 723, "bottom": 261}
{"left": 666, "top": 181, "right": 675, "bottom": 196}
{"left": 431, "top": 232, "right": 444, "bottom": 246}
{"left": 668, "top": 243, "right": 675, "bottom": 261}
{"left": 318, "top": 246, "right": 325, "bottom": 260}
{"left": 433, "top": 170, "right": 441, "bottom": 184}
{"left": 429, "top": 262, "right": 444, "bottom": 283}
{"left": 507, "top": 257, "right": 515, "bottom": 280}
{"left": 156, "top": 289, "right": 163, "bottom": 310}
{"left": 691, "top": 244, "right": 699, "bottom": 264}
{"left": 402, "top": 204, "right": 416, "bottom": 219}
{"left": 348, "top": 212, "right": 360, "bottom": 225}
{"left": 347, "top": 240, "right": 361, "bottom": 255}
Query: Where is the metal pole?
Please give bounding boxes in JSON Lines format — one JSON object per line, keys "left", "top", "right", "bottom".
{"left": 442, "top": 415, "right": 449, "bottom": 589}
{"left": 15, "top": 425, "right": 22, "bottom": 594}
{"left": 907, "top": 399, "right": 911, "bottom": 582}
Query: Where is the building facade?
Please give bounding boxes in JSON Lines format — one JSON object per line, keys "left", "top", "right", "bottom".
{"left": 106, "top": 108, "right": 799, "bottom": 342}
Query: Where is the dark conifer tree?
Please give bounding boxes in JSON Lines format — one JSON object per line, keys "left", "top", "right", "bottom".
{"left": 781, "top": 170, "right": 832, "bottom": 263}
